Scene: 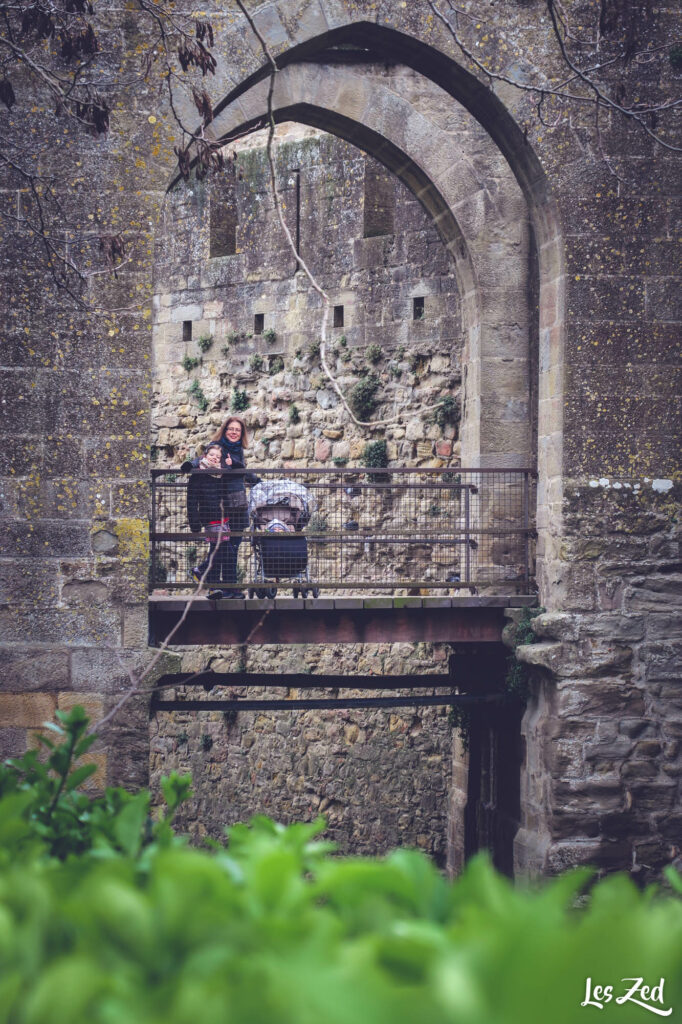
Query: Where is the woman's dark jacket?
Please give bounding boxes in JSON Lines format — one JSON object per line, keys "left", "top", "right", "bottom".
{"left": 215, "top": 442, "right": 260, "bottom": 495}
{"left": 184, "top": 443, "right": 259, "bottom": 533}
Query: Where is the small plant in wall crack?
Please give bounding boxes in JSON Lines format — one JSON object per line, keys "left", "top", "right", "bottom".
{"left": 188, "top": 379, "right": 209, "bottom": 411}
{"left": 361, "top": 440, "right": 388, "bottom": 469}
{"left": 182, "top": 355, "right": 200, "bottom": 372}
{"left": 289, "top": 403, "right": 300, "bottom": 424}
{"left": 350, "top": 374, "right": 380, "bottom": 421}
{"left": 262, "top": 328, "right": 277, "bottom": 344}
{"left": 434, "top": 395, "right": 459, "bottom": 429}
{"left": 448, "top": 703, "right": 471, "bottom": 753}
{"left": 197, "top": 334, "right": 214, "bottom": 353}
{"left": 504, "top": 605, "right": 545, "bottom": 701}
{"left": 366, "top": 343, "right": 382, "bottom": 365}
{"left": 249, "top": 353, "right": 264, "bottom": 372}
{"left": 231, "top": 387, "right": 249, "bottom": 412}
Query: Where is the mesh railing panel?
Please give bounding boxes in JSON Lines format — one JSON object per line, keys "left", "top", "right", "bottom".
{"left": 150, "top": 467, "right": 535, "bottom": 594}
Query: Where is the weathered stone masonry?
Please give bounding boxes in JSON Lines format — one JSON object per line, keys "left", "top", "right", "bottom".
{"left": 1, "top": 0, "right": 679, "bottom": 877}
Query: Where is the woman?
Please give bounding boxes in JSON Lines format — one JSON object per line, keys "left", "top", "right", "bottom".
{"left": 208, "top": 415, "right": 259, "bottom": 598}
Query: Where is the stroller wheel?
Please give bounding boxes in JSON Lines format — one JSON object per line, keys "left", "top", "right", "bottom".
{"left": 248, "top": 588, "right": 255, "bottom": 599}
{"left": 292, "top": 587, "right": 299, "bottom": 599}
{"left": 266, "top": 586, "right": 277, "bottom": 599}
{"left": 300, "top": 588, "right": 308, "bottom": 600}
{"left": 255, "top": 588, "right": 267, "bottom": 599}
{"left": 312, "top": 587, "right": 320, "bottom": 599}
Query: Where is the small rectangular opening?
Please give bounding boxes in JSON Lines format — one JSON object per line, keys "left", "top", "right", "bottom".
{"left": 182, "top": 321, "right": 192, "bottom": 341}
{"left": 413, "top": 297, "right": 425, "bottom": 321}
{"left": 333, "top": 304, "right": 344, "bottom": 328}
{"left": 254, "top": 313, "right": 264, "bottom": 335}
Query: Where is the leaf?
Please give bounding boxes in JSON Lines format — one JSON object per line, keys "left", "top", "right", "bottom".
{"left": 65, "top": 764, "right": 97, "bottom": 792}
{"left": 112, "top": 791, "right": 149, "bottom": 857}
{"left": 73, "top": 734, "right": 97, "bottom": 759}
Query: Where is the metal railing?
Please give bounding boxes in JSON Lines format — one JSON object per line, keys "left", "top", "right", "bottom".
{"left": 149, "top": 467, "right": 536, "bottom": 595}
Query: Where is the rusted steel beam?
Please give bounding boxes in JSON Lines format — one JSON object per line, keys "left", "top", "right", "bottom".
{"left": 153, "top": 672, "right": 453, "bottom": 690}
{"left": 150, "top": 693, "right": 505, "bottom": 713}
{"left": 148, "top": 604, "right": 506, "bottom": 646}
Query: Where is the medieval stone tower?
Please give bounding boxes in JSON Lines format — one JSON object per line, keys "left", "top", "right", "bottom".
{"left": 1, "top": 0, "right": 679, "bottom": 880}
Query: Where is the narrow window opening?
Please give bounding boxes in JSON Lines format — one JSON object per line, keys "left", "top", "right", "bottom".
{"left": 333, "top": 305, "right": 344, "bottom": 328}
{"left": 183, "top": 320, "right": 192, "bottom": 341}
{"left": 363, "top": 159, "right": 395, "bottom": 238}
{"left": 254, "top": 313, "right": 264, "bottom": 335}
{"left": 413, "top": 297, "right": 425, "bottom": 321}
{"left": 209, "top": 178, "right": 237, "bottom": 258}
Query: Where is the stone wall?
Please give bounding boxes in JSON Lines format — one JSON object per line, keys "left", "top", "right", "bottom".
{"left": 516, "top": 478, "right": 681, "bottom": 882}
{"left": 151, "top": 642, "right": 453, "bottom": 863}
{"left": 152, "top": 124, "right": 463, "bottom": 469}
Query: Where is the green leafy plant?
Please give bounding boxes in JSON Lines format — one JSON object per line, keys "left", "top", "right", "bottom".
{"left": 182, "top": 354, "right": 200, "bottom": 372}
{"left": 197, "top": 333, "right": 214, "bottom": 353}
{"left": 435, "top": 394, "right": 459, "bottom": 428}
{"left": 0, "top": 706, "right": 191, "bottom": 859}
{"left": 504, "top": 605, "right": 545, "bottom": 701}
{"left": 332, "top": 457, "right": 348, "bottom": 466}
{"left": 150, "top": 445, "right": 159, "bottom": 462}
{"left": 366, "top": 343, "right": 382, "bottom": 364}
{"left": 448, "top": 703, "right": 471, "bottom": 752}
{"left": 249, "top": 353, "right": 264, "bottom": 372}
{"left": 361, "top": 439, "right": 388, "bottom": 468}
{"left": 350, "top": 374, "right": 380, "bottom": 421}
{"left": 200, "top": 734, "right": 213, "bottom": 752}
{"left": 231, "top": 387, "right": 249, "bottom": 411}
{"left": 188, "top": 379, "right": 209, "bottom": 411}
{"left": 262, "top": 328, "right": 277, "bottom": 344}
{"left": 269, "top": 355, "right": 284, "bottom": 375}
{"left": 1, "top": 712, "right": 682, "bottom": 1024}
{"left": 226, "top": 330, "right": 241, "bottom": 344}
{"left": 308, "top": 511, "right": 328, "bottom": 534}
{"left": 308, "top": 339, "right": 320, "bottom": 359}
{"left": 289, "top": 403, "right": 300, "bottom": 424}
{"left": 339, "top": 334, "right": 347, "bottom": 347}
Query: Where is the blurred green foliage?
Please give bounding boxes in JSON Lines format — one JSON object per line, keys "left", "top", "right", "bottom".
{"left": 1, "top": 707, "right": 681, "bottom": 1024}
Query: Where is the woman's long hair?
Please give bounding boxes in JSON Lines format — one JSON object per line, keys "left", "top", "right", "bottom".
{"left": 211, "top": 415, "right": 250, "bottom": 449}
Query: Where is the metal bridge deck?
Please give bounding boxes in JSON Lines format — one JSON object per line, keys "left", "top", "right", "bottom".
{"left": 148, "top": 593, "right": 536, "bottom": 646}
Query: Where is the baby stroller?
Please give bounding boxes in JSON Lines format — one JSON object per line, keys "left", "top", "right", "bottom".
{"left": 247, "top": 480, "right": 320, "bottom": 598}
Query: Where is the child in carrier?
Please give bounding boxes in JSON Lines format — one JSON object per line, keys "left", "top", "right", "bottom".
{"left": 186, "top": 443, "right": 231, "bottom": 599}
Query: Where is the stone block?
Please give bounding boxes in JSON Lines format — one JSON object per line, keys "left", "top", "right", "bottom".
{"left": 0, "top": 728, "right": 27, "bottom": 759}
{"left": 0, "top": 693, "right": 56, "bottom": 727}
{"left": 57, "top": 692, "right": 105, "bottom": 723}
{"left": 122, "top": 605, "right": 149, "bottom": 649}
{"left": 0, "top": 646, "right": 71, "bottom": 692}
{"left": 642, "top": 642, "right": 682, "bottom": 681}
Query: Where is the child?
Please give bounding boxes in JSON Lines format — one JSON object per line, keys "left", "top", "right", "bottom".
{"left": 186, "top": 443, "right": 232, "bottom": 599}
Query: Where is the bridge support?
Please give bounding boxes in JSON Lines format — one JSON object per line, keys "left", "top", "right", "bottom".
{"left": 148, "top": 594, "right": 535, "bottom": 646}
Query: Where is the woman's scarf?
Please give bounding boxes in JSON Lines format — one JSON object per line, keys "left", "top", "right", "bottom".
{"left": 221, "top": 437, "right": 244, "bottom": 465}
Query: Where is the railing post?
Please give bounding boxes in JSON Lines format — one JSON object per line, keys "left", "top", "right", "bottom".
{"left": 464, "top": 483, "right": 471, "bottom": 588}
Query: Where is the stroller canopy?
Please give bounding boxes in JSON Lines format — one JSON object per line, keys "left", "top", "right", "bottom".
{"left": 248, "top": 479, "right": 317, "bottom": 521}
